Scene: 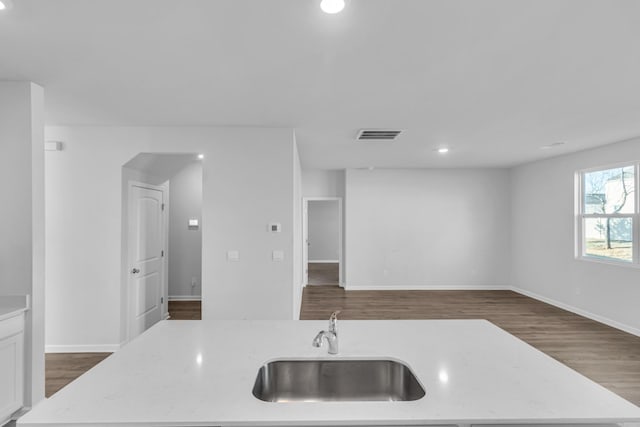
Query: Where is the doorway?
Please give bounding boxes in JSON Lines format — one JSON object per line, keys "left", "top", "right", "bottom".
{"left": 303, "top": 197, "right": 343, "bottom": 287}
{"left": 122, "top": 153, "right": 203, "bottom": 342}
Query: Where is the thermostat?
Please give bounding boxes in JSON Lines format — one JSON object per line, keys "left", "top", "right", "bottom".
{"left": 269, "top": 223, "right": 281, "bottom": 233}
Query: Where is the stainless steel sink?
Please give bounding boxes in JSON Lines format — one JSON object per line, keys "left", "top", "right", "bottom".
{"left": 252, "top": 359, "right": 425, "bottom": 402}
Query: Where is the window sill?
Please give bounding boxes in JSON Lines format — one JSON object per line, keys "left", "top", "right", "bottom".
{"left": 575, "top": 255, "right": 640, "bottom": 269}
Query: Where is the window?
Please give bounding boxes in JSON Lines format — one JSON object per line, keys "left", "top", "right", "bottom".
{"left": 577, "top": 163, "right": 638, "bottom": 264}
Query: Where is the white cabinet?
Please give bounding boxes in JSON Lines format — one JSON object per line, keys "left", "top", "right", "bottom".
{"left": 0, "top": 312, "right": 24, "bottom": 426}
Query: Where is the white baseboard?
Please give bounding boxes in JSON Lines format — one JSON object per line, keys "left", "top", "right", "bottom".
{"left": 308, "top": 260, "right": 339, "bottom": 264}
{"left": 511, "top": 286, "right": 640, "bottom": 338}
{"left": 168, "top": 295, "right": 202, "bottom": 301}
{"left": 45, "top": 343, "right": 122, "bottom": 353}
{"left": 346, "top": 284, "right": 510, "bottom": 291}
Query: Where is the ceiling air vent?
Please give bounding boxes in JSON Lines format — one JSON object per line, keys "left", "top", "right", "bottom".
{"left": 356, "top": 129, "right": 402, "bottom": 141}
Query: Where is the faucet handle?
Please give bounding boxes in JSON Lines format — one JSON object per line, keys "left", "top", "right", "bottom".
{"left": 329, "top": 310, "right": 340, "bottom": 332}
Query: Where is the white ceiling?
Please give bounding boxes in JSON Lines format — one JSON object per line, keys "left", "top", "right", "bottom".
{"left": 1, "top": 0, "right": 639, "bottom": 168}
{"left": 124, "top": 153, "right": 200, "bottom": 181}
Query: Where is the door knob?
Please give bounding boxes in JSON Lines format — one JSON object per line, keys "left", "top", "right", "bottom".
{"left": 131, "top": 268, "right": 140, "bottom": 274}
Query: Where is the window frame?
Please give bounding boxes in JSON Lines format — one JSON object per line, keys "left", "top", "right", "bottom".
{"left": 576, "top": 162, "right": 639, "bottom": 267}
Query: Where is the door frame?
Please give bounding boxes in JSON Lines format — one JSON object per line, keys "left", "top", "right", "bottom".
{"left": 302, "top": 197, "right": 343, "bottom": 287}
{"left": 126, "top": 180, "right": 169, "bottom": 343}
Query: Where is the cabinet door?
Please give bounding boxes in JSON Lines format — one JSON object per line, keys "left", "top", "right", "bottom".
{"left": 0, "top": 330, "right": 24, "bottom": 422}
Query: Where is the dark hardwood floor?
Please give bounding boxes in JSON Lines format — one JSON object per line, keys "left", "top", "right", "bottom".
{"left": 46, "top": 292, "right": 640, "bottom": 407}
{"left": 307, "top": 262, "right": 339, "bottom": 285}
{"left": 301, "top": 286, "right": 640, "bottom": 406}
{"left": 45, "top": 300, "right": 202, "bottom": 397}
{"left": 168, "top": 300, "right": 201, "bottom": 320}
{"left": 45, "top": 353, "right": 111, "bottom": 398}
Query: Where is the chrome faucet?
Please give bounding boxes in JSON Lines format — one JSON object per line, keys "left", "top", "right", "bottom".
{"left": 312, "top": 311, "right": 340, "bottom": 355}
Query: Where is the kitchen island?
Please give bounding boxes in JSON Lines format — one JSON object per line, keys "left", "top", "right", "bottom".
{"left": 18, "top": 319, "right": 640, "bottom": 427}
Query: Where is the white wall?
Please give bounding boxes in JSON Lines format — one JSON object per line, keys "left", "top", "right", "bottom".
{"left": 206, "top": 130, "right": 295, "bottom": 321}
{"left": 511, "top": 137, "right": 640, "bottom": 335}
{"left": 44, "top": 126, "right": 296, "bottom": 351}
{"left": 345, "top": 168, "right": 511, "bottom": 289}
{"left": 292, "top": 140, "right": 303, "bottom": 319}
{"left": 308, "top": 200, "right": 340, "bottom": 261}
{"left": 302, "top": 169, "right": 345, "bottom": 198}
{"left": 0, "top": 82, "right": 45, "bottom": 407}
{"left": 168, "top": 162, "right": 202, "bottom": 300}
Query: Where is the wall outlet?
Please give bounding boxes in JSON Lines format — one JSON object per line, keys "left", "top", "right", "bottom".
{"left": 227, "top": 250, "right": 239, "bottom": 261}
{"left": 272, "top": 250, "right": 284, "bottom": 262}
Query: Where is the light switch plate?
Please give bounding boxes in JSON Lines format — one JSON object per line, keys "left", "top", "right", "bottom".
{"left": 188, "top": 219, "right": 199, "bottom": 227}
{"left": 272, "top": 250, "right": 284, "bottom": 262}
{"left": 44, "top": 141, "right": 62, "bottom": 151}
{"left": 227, "top": 250, "right": 239, "bottom": 261}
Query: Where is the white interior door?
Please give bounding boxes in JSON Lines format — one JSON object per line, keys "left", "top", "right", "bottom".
{"left": 129, "top": 184, "right": 165, "bottom": 340}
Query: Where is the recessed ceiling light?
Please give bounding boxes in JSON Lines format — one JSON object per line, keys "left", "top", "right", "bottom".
{"left": 437, "top": 147, "right": 449, "bottom": 154}
{"left": 0, "top": 0, "right": 13, "bottom": 10}
{"left": 320, "top": 0, "right": 345, "bottom": 14}
{"left": 197, "top": 154, "right": 204, "bottom": 160}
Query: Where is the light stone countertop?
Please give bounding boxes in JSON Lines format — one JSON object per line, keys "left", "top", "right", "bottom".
{"left": 17, "top": 319, "right": 640, "bottom": 427}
